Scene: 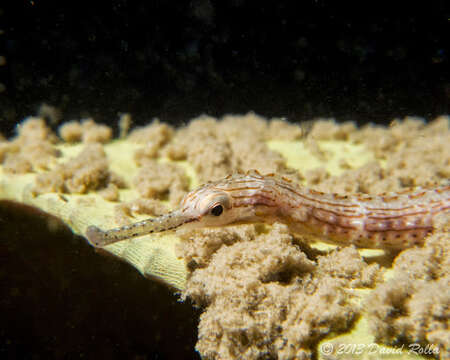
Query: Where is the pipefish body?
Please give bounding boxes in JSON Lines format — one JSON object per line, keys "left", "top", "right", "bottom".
{"left": 86, "top": 170, "right": 450, "bottom": 250}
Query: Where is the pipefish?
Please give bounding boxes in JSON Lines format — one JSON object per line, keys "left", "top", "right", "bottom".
{"left": 86, "top": 170, "right": 450, "bottom": 250}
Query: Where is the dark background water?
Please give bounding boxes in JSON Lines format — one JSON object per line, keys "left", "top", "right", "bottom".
{"left": 0, "top": 201, "right": 201, "bottom": 360}
{"left": 0, "top": 1, "right": 448, "bottom": 359}
{"left": 0, "top": 0, "right": 449, "bottom": 137}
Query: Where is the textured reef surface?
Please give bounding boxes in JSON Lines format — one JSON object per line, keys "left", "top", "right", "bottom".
{"left": 1, "top": 114, "right": 449, "bottom": 359}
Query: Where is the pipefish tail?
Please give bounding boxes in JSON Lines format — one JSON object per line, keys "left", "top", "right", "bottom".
{"left": 86, "top": 170, "right": 450, "bottom": 250}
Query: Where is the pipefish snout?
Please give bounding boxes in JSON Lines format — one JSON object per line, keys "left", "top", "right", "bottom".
{"left": 86, "top": 170, "right": 450, "bottom": 250}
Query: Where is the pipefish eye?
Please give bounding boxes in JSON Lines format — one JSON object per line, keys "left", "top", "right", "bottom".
{"left": 201, "top": 193, "right": 231, "bottom": 216}
{"left": 210, "top": 204, "right": 223, "bottom": 216}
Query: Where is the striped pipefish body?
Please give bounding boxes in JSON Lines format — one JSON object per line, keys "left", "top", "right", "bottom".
{"left": 86, "top": 170, "right": 450, "bottom": 250}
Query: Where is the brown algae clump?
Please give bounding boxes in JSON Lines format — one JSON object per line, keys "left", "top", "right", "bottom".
{"left": 180, "top": 224, "right": 381, "bottom": 359}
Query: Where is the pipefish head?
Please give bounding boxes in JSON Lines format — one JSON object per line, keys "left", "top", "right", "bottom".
{"left": 179, "top": 172, "right": 276, "bottom": 230}
{"left": 179, "top": 184, "right": 237, "bottom": 229}
{"left": 86, "top": 184, "right": 239, "bottom": 247}
{"left": 86, "top": 173, "right": 268, "bottom": 247}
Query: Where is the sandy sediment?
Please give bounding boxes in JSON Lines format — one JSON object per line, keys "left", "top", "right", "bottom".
{"left": 180, "top": 223, "right": 381, "bottom": 359}
{"left": 0, "top": 113, "right": 449, "bottom": 359}
{"left": 365, "top": 222, "right": 450, "bottom": 359}
{"left": 59, "top": 118, "right": 113, "bottom": 144}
